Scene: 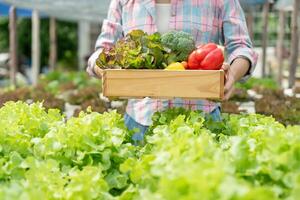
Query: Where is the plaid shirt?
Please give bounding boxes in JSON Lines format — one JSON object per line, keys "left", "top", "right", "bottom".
{"left": 88, "top": 0, "right": 258, "bottom": 126}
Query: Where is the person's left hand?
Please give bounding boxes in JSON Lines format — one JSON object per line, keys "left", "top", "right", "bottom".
{"left": 221, "top": 57, "right": 251, "bottom": 101}
{"left": 221, "top": 63, "right": 236, "bottom": 101}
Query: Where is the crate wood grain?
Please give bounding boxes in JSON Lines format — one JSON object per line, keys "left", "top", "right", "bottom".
{"left": 95, "top": 68, "right": 224, "bottom": 99}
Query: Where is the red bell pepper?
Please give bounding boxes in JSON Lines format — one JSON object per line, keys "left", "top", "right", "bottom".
{"left": 187, "top": 43, "right": 224, "bottom": 70}
{"left": 187, "top": 51, "right": 200, "bottom": 69}
{"left": 199, "top": 48, "right": 224, "bottom": 70}
{"left": 194, "top": 43, "right": 218, "bottom": 62}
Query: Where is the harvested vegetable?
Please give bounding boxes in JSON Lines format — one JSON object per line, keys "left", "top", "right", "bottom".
{"left": 200, "top": 48, "right": 224, "bottom": 70}
{"left": 161, "top": 30, "right": 196, "bottom": 64}
{"left": 187, "top": 51, "right": 200, "bottom": 69}
{"left": 181, "top": 61, "right": 188, "bottom": 69}
{"left": 96, "top": 30, "right": 168, "bottom": 69}
{"left": 97, "top": 30, "right": 197, "bottom": 70}
{"left": 194, "top": 43, "right": 218, "bottom": 62}
{"left": 164, "top": 62, "right": 186, "bottom": 70}
{"left": 187, "top": 43, "right": 224, "bottom": 70}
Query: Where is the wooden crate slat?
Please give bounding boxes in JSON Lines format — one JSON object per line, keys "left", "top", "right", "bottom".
{"left": 95, "top": 68, "right": 224, "bottom": 99}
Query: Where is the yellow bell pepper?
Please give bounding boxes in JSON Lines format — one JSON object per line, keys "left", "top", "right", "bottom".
{"left": 165, "top": 62, "right": 186, "bottom": 70}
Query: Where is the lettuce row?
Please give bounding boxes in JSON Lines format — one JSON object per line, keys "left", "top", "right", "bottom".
{"left": 0, "top": 102, "right": 299, "bottom": 200}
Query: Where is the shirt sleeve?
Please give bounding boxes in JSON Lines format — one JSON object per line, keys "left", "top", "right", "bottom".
{"left": 221, "top": 0, "right": 258, "bottom": 82}
{"left": 86, "top": 0, "right": 124, "bottom": 76}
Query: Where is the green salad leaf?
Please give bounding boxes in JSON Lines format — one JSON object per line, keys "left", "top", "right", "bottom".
{"left": 96, "top": 30, "right": 196, "bottom": 69}
{"left": 0, "top": 103, "right": 300, "bottom": 200}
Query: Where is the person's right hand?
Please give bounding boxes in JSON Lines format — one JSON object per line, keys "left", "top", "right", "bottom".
{"left": 86, "top": 49, "right": 102, "bottom": 77}
{"left": 221, "top": 63, "right": 235, "bottom": 101}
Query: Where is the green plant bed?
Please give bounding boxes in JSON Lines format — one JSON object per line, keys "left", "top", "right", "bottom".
{"left": 0, "top": 88, "right": 31, "bottom": 106}
{"left": 221, "top": 101, "right": 241, "bottom": 114}
{"left": 1, "top": 103, "right": 300, "bottom": 199}
{"left": 30, "top": 84, "right": 65, "bottom": 111}
{"left": 67, "top": 85, "right": 102, "bottom": 105}
{"left": 0, "top": 84, "right": 65, "bottom": 111}
{"left": 0, "top": 71, "right": 104, "bottom": 112}
{"left": 230, "top": 88, "right": 251, "bottom": 102}
{"left": 255, "top": 94, "right": 300, "bottom": 125}
{"left": 40, "top": 71, "right": 101, "bottom": 96}
{"left": 73, "top": 99, "right": 108, "bottom": 117}
{"left": 235, "top": 77, "right": 279, "bottom": 91}
{"left": 230, "top": 78, "right": 279, "bottom": 103}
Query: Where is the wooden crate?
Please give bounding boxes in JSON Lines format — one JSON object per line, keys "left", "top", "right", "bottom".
{"left": 95, "top": 67, "right": 224, "bottom": 99}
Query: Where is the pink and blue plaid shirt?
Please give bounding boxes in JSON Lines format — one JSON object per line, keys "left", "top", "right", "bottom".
{"left": 88, "top": 0, "right": 258, "bottom": 126}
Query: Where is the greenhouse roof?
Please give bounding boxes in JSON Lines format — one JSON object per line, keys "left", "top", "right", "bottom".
{"left": 1, "top": 0, "right": 280, "bottom": 21}
{"left": 0, "top": 2, "right": 33, "bottom": 17}
{"left": 239, "top": 0, "right": 269, "bottom": 6}
{"left": 1, "top": 0, "right": 111, "bottom": 22}
{"left": 239, "top": 0, "right": 274, "bottom": 10}
{"left": 275, "top": 0, "right": 294, "bottom": 11}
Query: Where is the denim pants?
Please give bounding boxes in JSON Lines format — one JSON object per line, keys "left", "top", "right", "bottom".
{"left": 124, "top": 107, "right": 222, "bottom": 143}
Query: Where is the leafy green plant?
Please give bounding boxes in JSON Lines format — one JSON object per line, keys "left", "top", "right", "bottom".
{"left": 0, "top": 19, "right": 9, "bottom": 52}
{"left": 97, "top": 30, "right": 168, "bottom": 69}
{"left": 40, "top": 71, "right": 100, "bottom": 95}
{"left": 161, "top": 30, "right": 195, "bottom": 64}
{"left": 0, "top": 19, "right": 77, "bottom": 68}
{"left": 0, "top": 102, "right": 136, "bottom": 198}
{"left": 121, "top": 109, "right": 300, "bottom": 200}
{"left": 0, "top": 103, "right": 300, "bottom": 199}
{"left": 96, "top": 30, "right": 195, "bottom": 69}
{"left": 236, "top": 77, "right": 279, "bottom": 91}
{"left": 255, "top": 94, "right": 300, "bottom": 125}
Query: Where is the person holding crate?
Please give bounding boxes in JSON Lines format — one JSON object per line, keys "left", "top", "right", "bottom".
{"left": 87, "top": 0, "right": 258, "bottom": 143}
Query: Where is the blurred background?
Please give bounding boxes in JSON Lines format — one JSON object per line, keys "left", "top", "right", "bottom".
{"left": 0, "top": 0, "right": 299, "bottom": 125}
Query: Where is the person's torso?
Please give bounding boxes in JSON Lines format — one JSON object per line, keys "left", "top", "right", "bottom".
{"left": 118, "top": 0, "right": 223, "bottom": 125}
{"left": 120, "top": 0, "right": 223, "bottom": 45}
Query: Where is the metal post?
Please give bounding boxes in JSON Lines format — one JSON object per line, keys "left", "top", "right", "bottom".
{"left": 49, "top": 17, "right": 57, "bottom": 71}
{"left": 276, "top": 11, "right": 285, "bottom": 86}
{"left": 31, "top": 10, "right": 40, "bottom": 85}
{"left": 9, "top": 6, "right": 17, "bottom": 86}
{"left": 289, "top": 0, "right": 300, "bottom": 88}
{"left": 262, "top": 2, "right": 270, "bottom": 77}
{"left": 78, "top": 21, "right": 91, "bottom": 70}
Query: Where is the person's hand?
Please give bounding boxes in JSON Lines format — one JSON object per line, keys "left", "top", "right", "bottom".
{"left": 86, "top": 49, "right": 102, "bottom": 77}
{"left": 221, "top": 57, "right": 251, "bottom": 101}
{"left": 221, "top": 63, "right": 236, "bottom": 101}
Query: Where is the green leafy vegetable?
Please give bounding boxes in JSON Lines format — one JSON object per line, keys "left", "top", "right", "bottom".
{"left": 161, "top": 30, "right": 196, "bottom": 64}
{"left": 235, "top": 77, "right": 279, "bottom": 91}
{"left": 0, "top": 102, "right": 135, "bottom": 199}
{"left": 96, "top": 30, "right": 168, "bottom": 69}
{"left": 96, "top": 30, "right": 196, "bottom": 69}
{"left": 0, "top": 103, "right": 300, "bottom": 200}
